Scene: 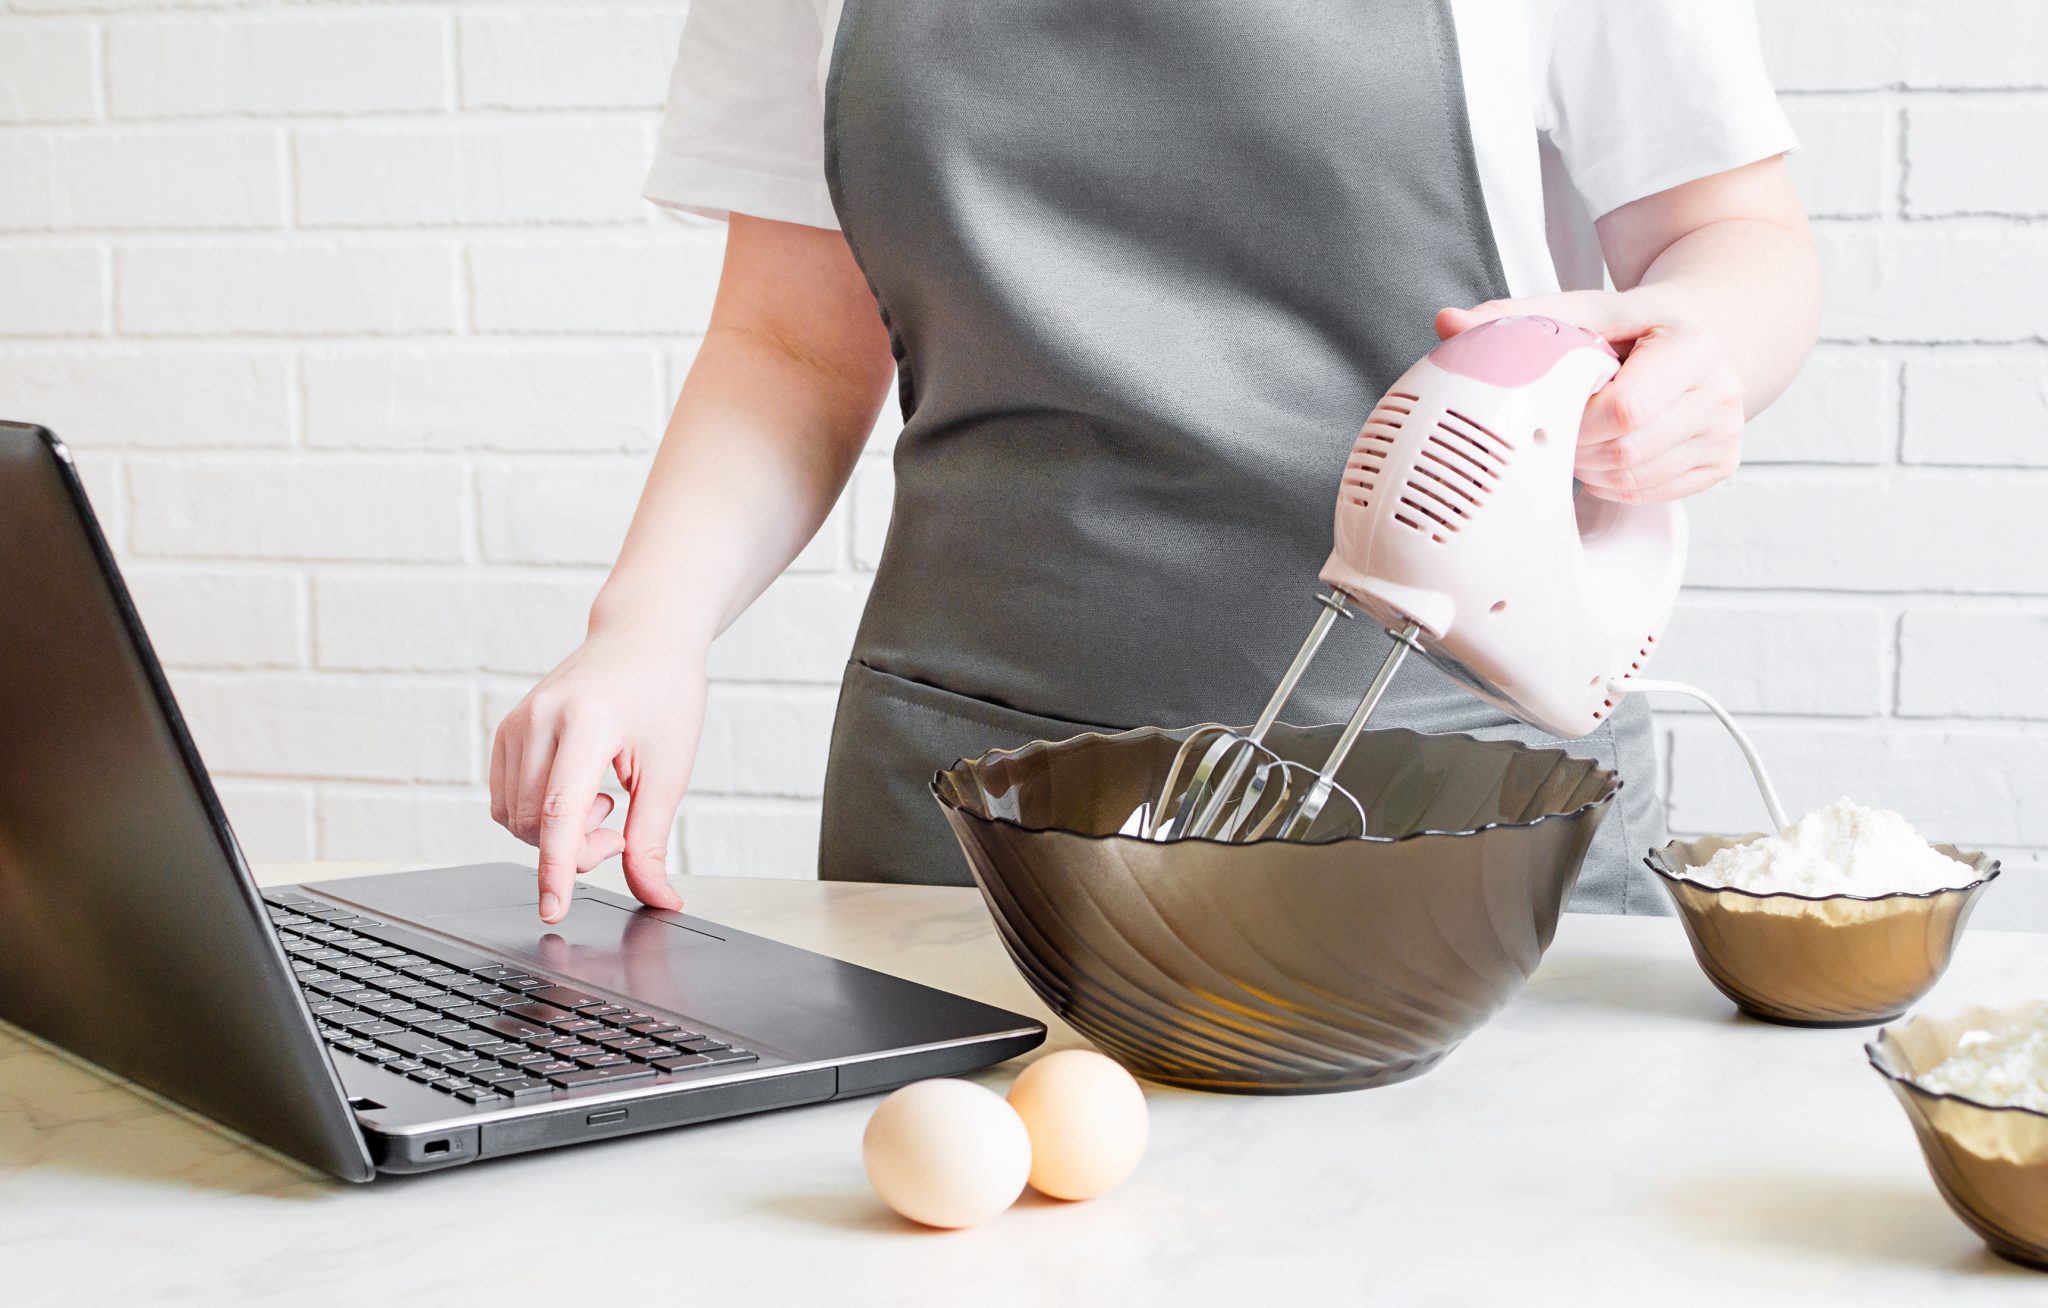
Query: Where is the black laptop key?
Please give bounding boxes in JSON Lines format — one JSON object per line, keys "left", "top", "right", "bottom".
{"left": 423, "top": 1049, "right": 473, "bottom": 1066}
{"left": 651, "top": 1030, "right": 705, "bottom": 1046}
{"left": 551, "top": 1044, "right": 602, "bottom": 1060}
{"left": 549, "top": 1018, "right": 602, "bottom": 1035}
{"left": 374, "top": 1031, "right": 451, "bottom": 1057}
{"left": 626, "top": 1020, "right": 680, "bottom": 1035}
{"left": 701, "top": 1048, "right": 759, "bottom": 1066}
{"left": 527, "top": 1060, "right": 576, "bottom": 1077}
{"left": 399, "top": 961, "right": 456, "bottom": 979}
{"left": 306, "top": 1000, "right": 345, "bottom": 1016}
{"left": 503, "top": 1001, "right": 572, "bottom": 1024}
{"left": 497, "top": 977, "right": 552, "bottom": 992}
{"left": 471, "top": 1067, "right": 527, "bottom": 1085}
{"left": 329, "top": 1011, "right": 380, "bottom": 1030}
{"left": 548, "top": 1065, "right": 655, "bottom": 1089}
{"left": 445, "top": 1058, "right": 499, "bottom": 1075}
{"left": 357, "top": 1048, "right": 400, "bottom": 1064}
{"left": 498, "top": 1077, "right": 553, "bottom": 1099}
{"left": 405, "top": 1066, "right": 442, "bottom": 1083}
{"left": 651, "top": 1054, "right": 711, "bottom": 1072}
{"left": 672, "top": 1038, "right": 729, "bottom": 1054}
{"left": 421, "top": 995, "right": 468, "bottom": 1011}
{"left": 590, "top": 1031, "right": 637, "bottom": 1048}
{"left": 416, "top": 1018, "right": 468, "bottom": 1035}
{"left": 455, "top": 1088, "right": 509, "bottom": 1105}
{"left": 449, "top": 1004, "right": 496, "bottom": 1020}
{"left": 500, "top": 1049, "right": 554, "bottom": 1066}
{"left": 527, "top": 986, "right": 603, "bottom": 1010}
{"left": 357, "top": 997, "right": 411, "bottom": 1015}
{"left": 575, "top": 1053, "right": 630, "bottom": 1069}
{"left": 442, "top": 1030, "right": 499, "bottom": 1049}
{"left": 476, "top": 1015, "right": 549, "bottom": 1041}
{"left": 348, "top": 919, "right": 490, "bottom": 968}
{"left": 388, "top": 1058, "right": 424, "bottom": 1074}
{"left": 355, "top": 1021, "right": 404, "bottom": 1037}
{"left": 524, "top": 1032, "right": 578, "bottom": 1050}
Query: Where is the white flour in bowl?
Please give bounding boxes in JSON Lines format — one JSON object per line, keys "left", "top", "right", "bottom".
{"left": 1689, "top": 798, "right": 1979, "bottom": 897}
{"left": 1918, "top": 1020, "right": 2048, "bottom": 1114}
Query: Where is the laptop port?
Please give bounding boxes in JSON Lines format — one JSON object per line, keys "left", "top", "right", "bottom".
{"left": 423, "top": 1139, "right": 453, "bottom": 1156}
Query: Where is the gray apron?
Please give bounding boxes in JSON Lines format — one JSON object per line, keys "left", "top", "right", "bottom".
{"left": 818, "top": 0, "right": 1667, "bottom": 913}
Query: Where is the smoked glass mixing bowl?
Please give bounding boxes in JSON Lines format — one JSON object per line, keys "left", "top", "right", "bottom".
{"left": 932, "top": 724, "right": 1617, "bottom": 1094}
{"left": 1867, "top": 1004, "right": 2048, "bottom": 1270}
{"left": 1647, "top": 835, "right": 2000, "bottom": 1027}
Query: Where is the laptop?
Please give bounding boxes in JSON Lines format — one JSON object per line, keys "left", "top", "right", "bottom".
{"left": 0, "top": 421, "right": 1045, "bottom": 1181}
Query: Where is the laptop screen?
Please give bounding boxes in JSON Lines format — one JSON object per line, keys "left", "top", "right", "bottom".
{"left": 0, "top": 422, "right": 373, "bottom": 1181}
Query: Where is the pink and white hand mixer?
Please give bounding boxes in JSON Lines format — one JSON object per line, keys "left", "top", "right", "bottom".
{"left": 1152, "top": 314, "right": 1786, "bottom": 842}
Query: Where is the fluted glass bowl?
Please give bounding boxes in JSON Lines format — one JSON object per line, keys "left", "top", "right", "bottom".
{"left": 1647, "top": 835, "right": 2000, "bottom": 1027}
{"left": 1867, "top": 1005, "right": 2048, "bottom": 1270}
{"left": 931, "top": 724, "right": 1617, "bottom": 1094}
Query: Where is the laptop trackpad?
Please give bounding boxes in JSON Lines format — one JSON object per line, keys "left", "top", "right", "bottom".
{"left": 425, "top": 899, "right": 723, "bottom": 1000}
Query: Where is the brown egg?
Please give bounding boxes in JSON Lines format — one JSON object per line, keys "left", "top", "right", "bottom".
{"left": 1006, "top": 1049, "right": 1149, "bottom": 1201}
{"left": 862, "top": 1079, "right": 1031, "bottom": 1229}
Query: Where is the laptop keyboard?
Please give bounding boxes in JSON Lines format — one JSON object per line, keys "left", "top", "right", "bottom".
{"left": 264, "top": 893, "right": 759, "bottom": 1110}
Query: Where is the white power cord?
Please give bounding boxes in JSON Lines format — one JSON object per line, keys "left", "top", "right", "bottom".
{"left": 1612, "top": 677, "right": 1791, "bottom": 832}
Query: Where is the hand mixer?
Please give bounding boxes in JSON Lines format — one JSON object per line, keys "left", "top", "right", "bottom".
{"left": 1150, "top": 314, "right": 1787, "bottom": 843}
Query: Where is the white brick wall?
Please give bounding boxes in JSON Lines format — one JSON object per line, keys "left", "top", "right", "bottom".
{"left": 2, "top": 1, "right": 2044, "bottom": 929}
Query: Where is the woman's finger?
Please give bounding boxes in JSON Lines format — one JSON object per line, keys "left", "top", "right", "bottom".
{"left": 1435, "top": 290, "right": 1657, "bottom": 345}
{"left": 575, "top": 793, "right": 623, "bottom": 873}
{"left": 1580, "top": 325, "right": 1715, "bottom": 447}
{"left": 577, "top": 827, "right": 628, "bottom": 874}
{"left": 619, "top": 761, "right": 688, "bottom": 912}
{"left": 534, "top": 730, "right": 613, "bottom": 923}
{"left": 1573, "top": 387, "right": 1720, "bottom": 479}
{"left": 488, "top": 719, "right": 511, "bottom": 829}
{"left": 1590, "top": 460, "right": 1735, "bottom": 504}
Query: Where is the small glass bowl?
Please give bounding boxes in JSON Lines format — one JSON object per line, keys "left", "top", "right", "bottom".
{"left": 1645, "top": 834, "right": 2000, "bottom": 1027}
{"left": 1867, "top": 1005, "right": 2048, "bottom": 1270}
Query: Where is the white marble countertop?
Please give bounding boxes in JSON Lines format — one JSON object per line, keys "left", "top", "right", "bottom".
{"left": 3, "top": 861, "right": 2045, "bottom": 1307}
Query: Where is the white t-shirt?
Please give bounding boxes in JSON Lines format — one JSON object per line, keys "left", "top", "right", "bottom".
{"left": 643, "top": 0, "right": 1796, "bottom": 297}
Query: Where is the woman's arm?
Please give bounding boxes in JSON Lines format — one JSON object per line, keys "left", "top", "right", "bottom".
{"left": 1437, "top": 155, "right": 1821, "bottom": 502}
{"left": 492, "top": 215, "right": 895, "bottom": 922}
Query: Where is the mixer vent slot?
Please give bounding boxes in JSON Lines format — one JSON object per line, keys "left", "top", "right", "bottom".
{"left": 1343, "top": 418, "right": 1398, "bottom": 508}
{"left": 1388, "top": 419, "right": 1505, "bottom": 542}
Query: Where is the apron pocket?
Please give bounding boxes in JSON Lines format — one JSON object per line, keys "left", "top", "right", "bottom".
{"left": 818, "top": 660, "right": 1114, "bottom": 886}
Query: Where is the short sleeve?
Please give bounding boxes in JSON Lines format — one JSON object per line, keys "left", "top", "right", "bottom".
{"left": 642, "top": 0, "right": 840, "bottom": 230}
{"left": 1537, "top": 0, "right": 1797, "bottom": 219}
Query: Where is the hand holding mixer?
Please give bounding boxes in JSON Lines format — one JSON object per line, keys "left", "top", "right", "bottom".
{"left": 1148, "top": 314, "right": 1788, "bottom": 843}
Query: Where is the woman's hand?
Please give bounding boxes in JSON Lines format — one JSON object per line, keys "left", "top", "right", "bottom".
{"left": 486, "top": 216, "right": 895, "bottom": 924}
{"left": 490, "top": 623, "right": 705, "bottom": 923}
{"left": 1435, "top": 292, "right": 1746, "bottom": 504}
